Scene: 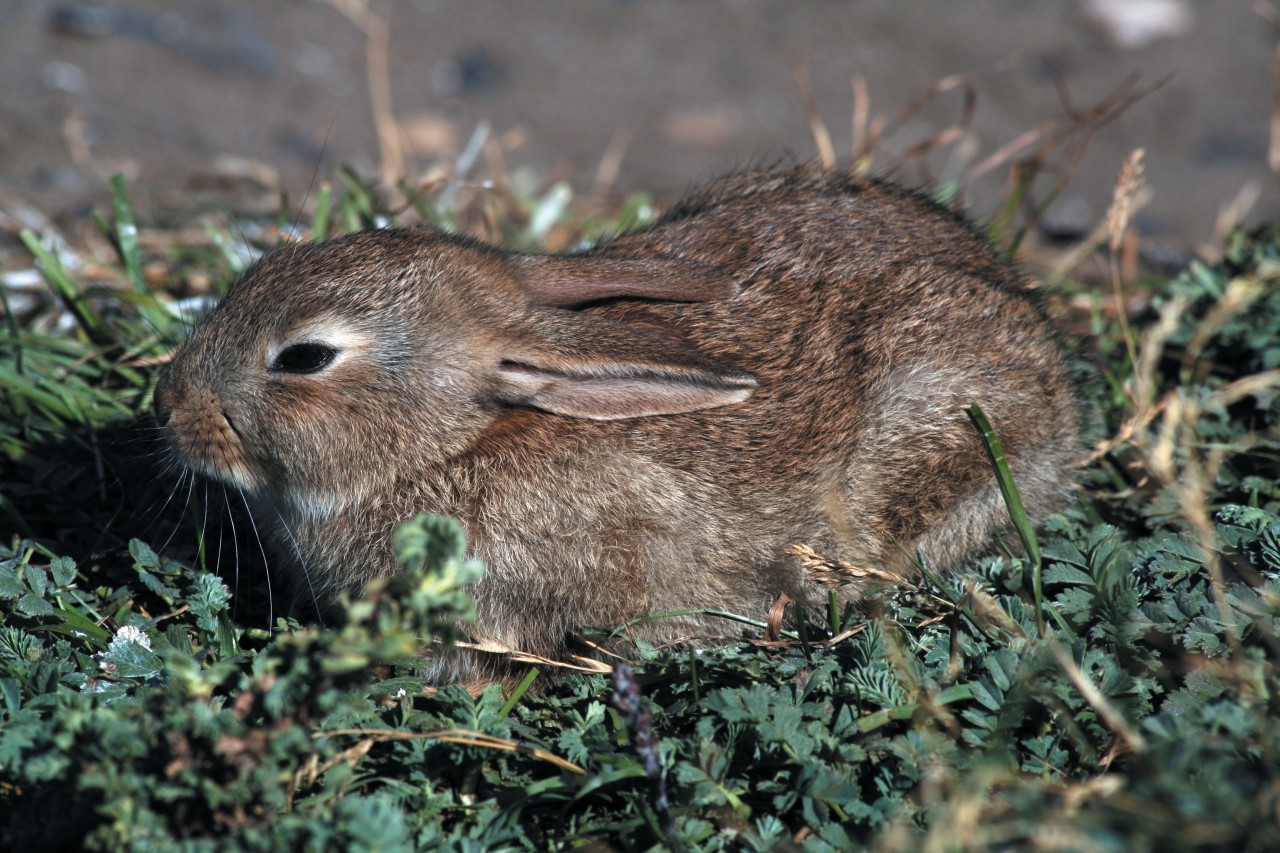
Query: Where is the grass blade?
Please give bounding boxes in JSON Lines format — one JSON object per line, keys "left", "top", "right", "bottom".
{"left": 19, "top": 229, "right": 109, "bottom": 346}
{"left": 967, "top": 403, "right": 1044, "bottom": 632}
{"left": 110, "top": 174, "right": 145, "bottom": 295}
{"left": 311, "top": 182, "right": 333, "bottom": 242}
{"left": 498, "top": 667, "right": 540, "bottom": 718}
{"left": 108, "top": 175, "right": 181, "bottom": 339}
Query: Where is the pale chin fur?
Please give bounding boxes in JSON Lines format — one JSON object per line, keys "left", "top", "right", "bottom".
{"left": 271, "top": 487, "right": 357, "bottom": 525}
{"left": 185, "top": 455, "right": 351, "bottom": 525}
{"left": 186, "top": 455, "right": 260, "bottom": 494}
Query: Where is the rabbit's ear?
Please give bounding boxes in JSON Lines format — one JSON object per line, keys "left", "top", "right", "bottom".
{"left": 511, "top": 255, "right": 739, "bottom": 307}
{"left": 492, "top": 311, "right": 756, "bottom": 420}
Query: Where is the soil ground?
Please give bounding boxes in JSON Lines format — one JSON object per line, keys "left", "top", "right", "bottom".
{"left": 1, "top": 1, "right": 1276, "bottom": 259}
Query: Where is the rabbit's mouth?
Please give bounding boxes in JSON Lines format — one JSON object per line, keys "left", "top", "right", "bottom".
{"left": 162, "top": 397, "right": 262, "bottom": 493}
{"left": 178, "top": 441, "right": 259, "bottom": 494}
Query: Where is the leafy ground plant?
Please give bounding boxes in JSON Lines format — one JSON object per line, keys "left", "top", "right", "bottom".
{"left": 2, "top": 164, "right": 1278, "bottom": 851}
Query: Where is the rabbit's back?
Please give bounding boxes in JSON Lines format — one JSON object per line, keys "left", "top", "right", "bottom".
{"left": 600, "top": 168, "right": 1076, "bottom": 549}
{"left": 449, "top": 168, "right": 1079, "bottom": 658}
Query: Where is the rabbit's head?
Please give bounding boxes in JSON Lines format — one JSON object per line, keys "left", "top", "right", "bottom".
{"left": 155, "top": 228, "right": 755, "bottom": 520}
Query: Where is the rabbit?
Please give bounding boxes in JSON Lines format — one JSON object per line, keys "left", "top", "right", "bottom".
{"left": 154, "top": 165, "right": 1081, "bottom": 684}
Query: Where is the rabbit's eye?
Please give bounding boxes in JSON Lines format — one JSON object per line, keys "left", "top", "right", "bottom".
{"left": 272, "top": 343, "right": 339, "bottom": 374}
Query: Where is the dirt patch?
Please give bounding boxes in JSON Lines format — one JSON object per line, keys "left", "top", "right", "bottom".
{"left": 1, "top": 0, "right": 1275, "bottom": 257}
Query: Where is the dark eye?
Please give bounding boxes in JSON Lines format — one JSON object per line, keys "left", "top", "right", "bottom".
{"left": 272, "top": 342, "right": 339, "bottom": 374}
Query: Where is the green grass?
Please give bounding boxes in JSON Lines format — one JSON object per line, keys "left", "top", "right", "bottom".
{"left": 1, "top": 168, "right": 1278, "bottom": 851}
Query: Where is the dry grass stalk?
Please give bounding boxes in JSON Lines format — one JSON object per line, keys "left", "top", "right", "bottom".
{"left": 1047, "top": 635, "right": 1148, "bottom": 754}
{"left": 988, "top": 74, "right": 1155, "bottom": 202}
{"left": 1078, "top": 292, "right": 1176, "bottom": 476}
{"left": 326, "top": 0, "right": 406, "bottom": 190}
{"left": 1180, "top": 274, "right": 1266, "bottom": 379}
{"left": 1132, "top": 295, "right": 1185, "bottom": 432}
{"left": 1147, "top": 393, "right": 1251, "bottom": 662}
{"left": 786, "top": 543, "right": 970, "bottom": 633}
{"left": 591, "top": 128, "right": 632, "bottom": 202}
{"left": 850, "top": 75, "right": 880, "bottom": 174}
{"left": 786, "top": 542, "right": 904, "bottom": 589}
{"left": 453, "top": 638, "right": 615, "bottom": 675}
{"left": 968, "top": 118, "right": 1058, "bottom": 181}
{"left": 1106, "top": 149, "right": 1150, "bottom": 378}
{"left": 894, "top": 82, "right": 976, "bottom": 166}
{"left": 1209, "top": 180, "right": 1263, "bottom": 258}
{"left": 1015, "top": 75, "right": 1164, "bottom": 269}
{"left": 959, "top": 585, "right": 1023, "bottom": 639}
{"left": 1271, "top": 27, "right": 1280, "bottom": 173}
{"left": 1112, "top": 261, "right": 1280, "bottom": 664}
{"left": 1212, "top": 368, "right": 1280, "bottom": 408}
{"left": 1080, "top": 152, "right": 1166, "bottom": 467}
{"left": 764, "top": 591, "right": 791, "bottom": 642}
{"left": 1106, "top": 149, "right": 1148, "bottom": 257}
{"left": 850, "top": 71, "right": 977, "bottom": 182}
{"left": 318, "top": 727, "right": 586, "bottom": 774}
{"left": 286, "top": 736, "right": 372, "bottom": 810}
{"left": 878, "top": 72, "right": 970, "bottom": 143}
{"left": 789, "top": 59, "right": 837, "bottom": 170}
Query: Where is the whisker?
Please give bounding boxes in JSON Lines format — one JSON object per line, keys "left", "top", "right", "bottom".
{"left": 220, "top": 485, "right": 238, "bottom": 606}
{"left": 293, "top": 112, "right": 337, "bottom": 235}
{"left": 203, "top": 480, "right": 215, "bottom": 576}
{"left": 151, "top": 458, "right": 195, "bottom": 553}
{"left": 270, "top": 504, "right": 325, "bottom": 626}
{"left": 235, "top": 486, "right": 274, "bottom": 631}
{"left": 156, "top": 470, "right": 196, "bottom": 556}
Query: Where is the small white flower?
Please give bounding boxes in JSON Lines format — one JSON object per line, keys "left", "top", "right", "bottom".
{"left": 395, "top": 688, "right": 408, "bottom": 700}
{"left": 113, "top": 625, "right": 152, "bottom": 651}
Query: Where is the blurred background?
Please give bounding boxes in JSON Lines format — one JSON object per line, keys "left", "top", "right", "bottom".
{"left": 1, "top": 0, "right": 1276, "bottom": 260}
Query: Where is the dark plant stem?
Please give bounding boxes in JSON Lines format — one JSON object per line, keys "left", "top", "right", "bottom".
{"left": 611, "top": 663, "right": 680, "bottom": 851}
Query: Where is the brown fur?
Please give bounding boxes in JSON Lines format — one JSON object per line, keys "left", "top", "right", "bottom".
{"left": 154, "top": 166, "right": 1081, "bottom": 683}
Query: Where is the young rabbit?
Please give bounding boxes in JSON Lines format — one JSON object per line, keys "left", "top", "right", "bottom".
{"left": 155, "top": 165, "right": 1080, "bottom": 683}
